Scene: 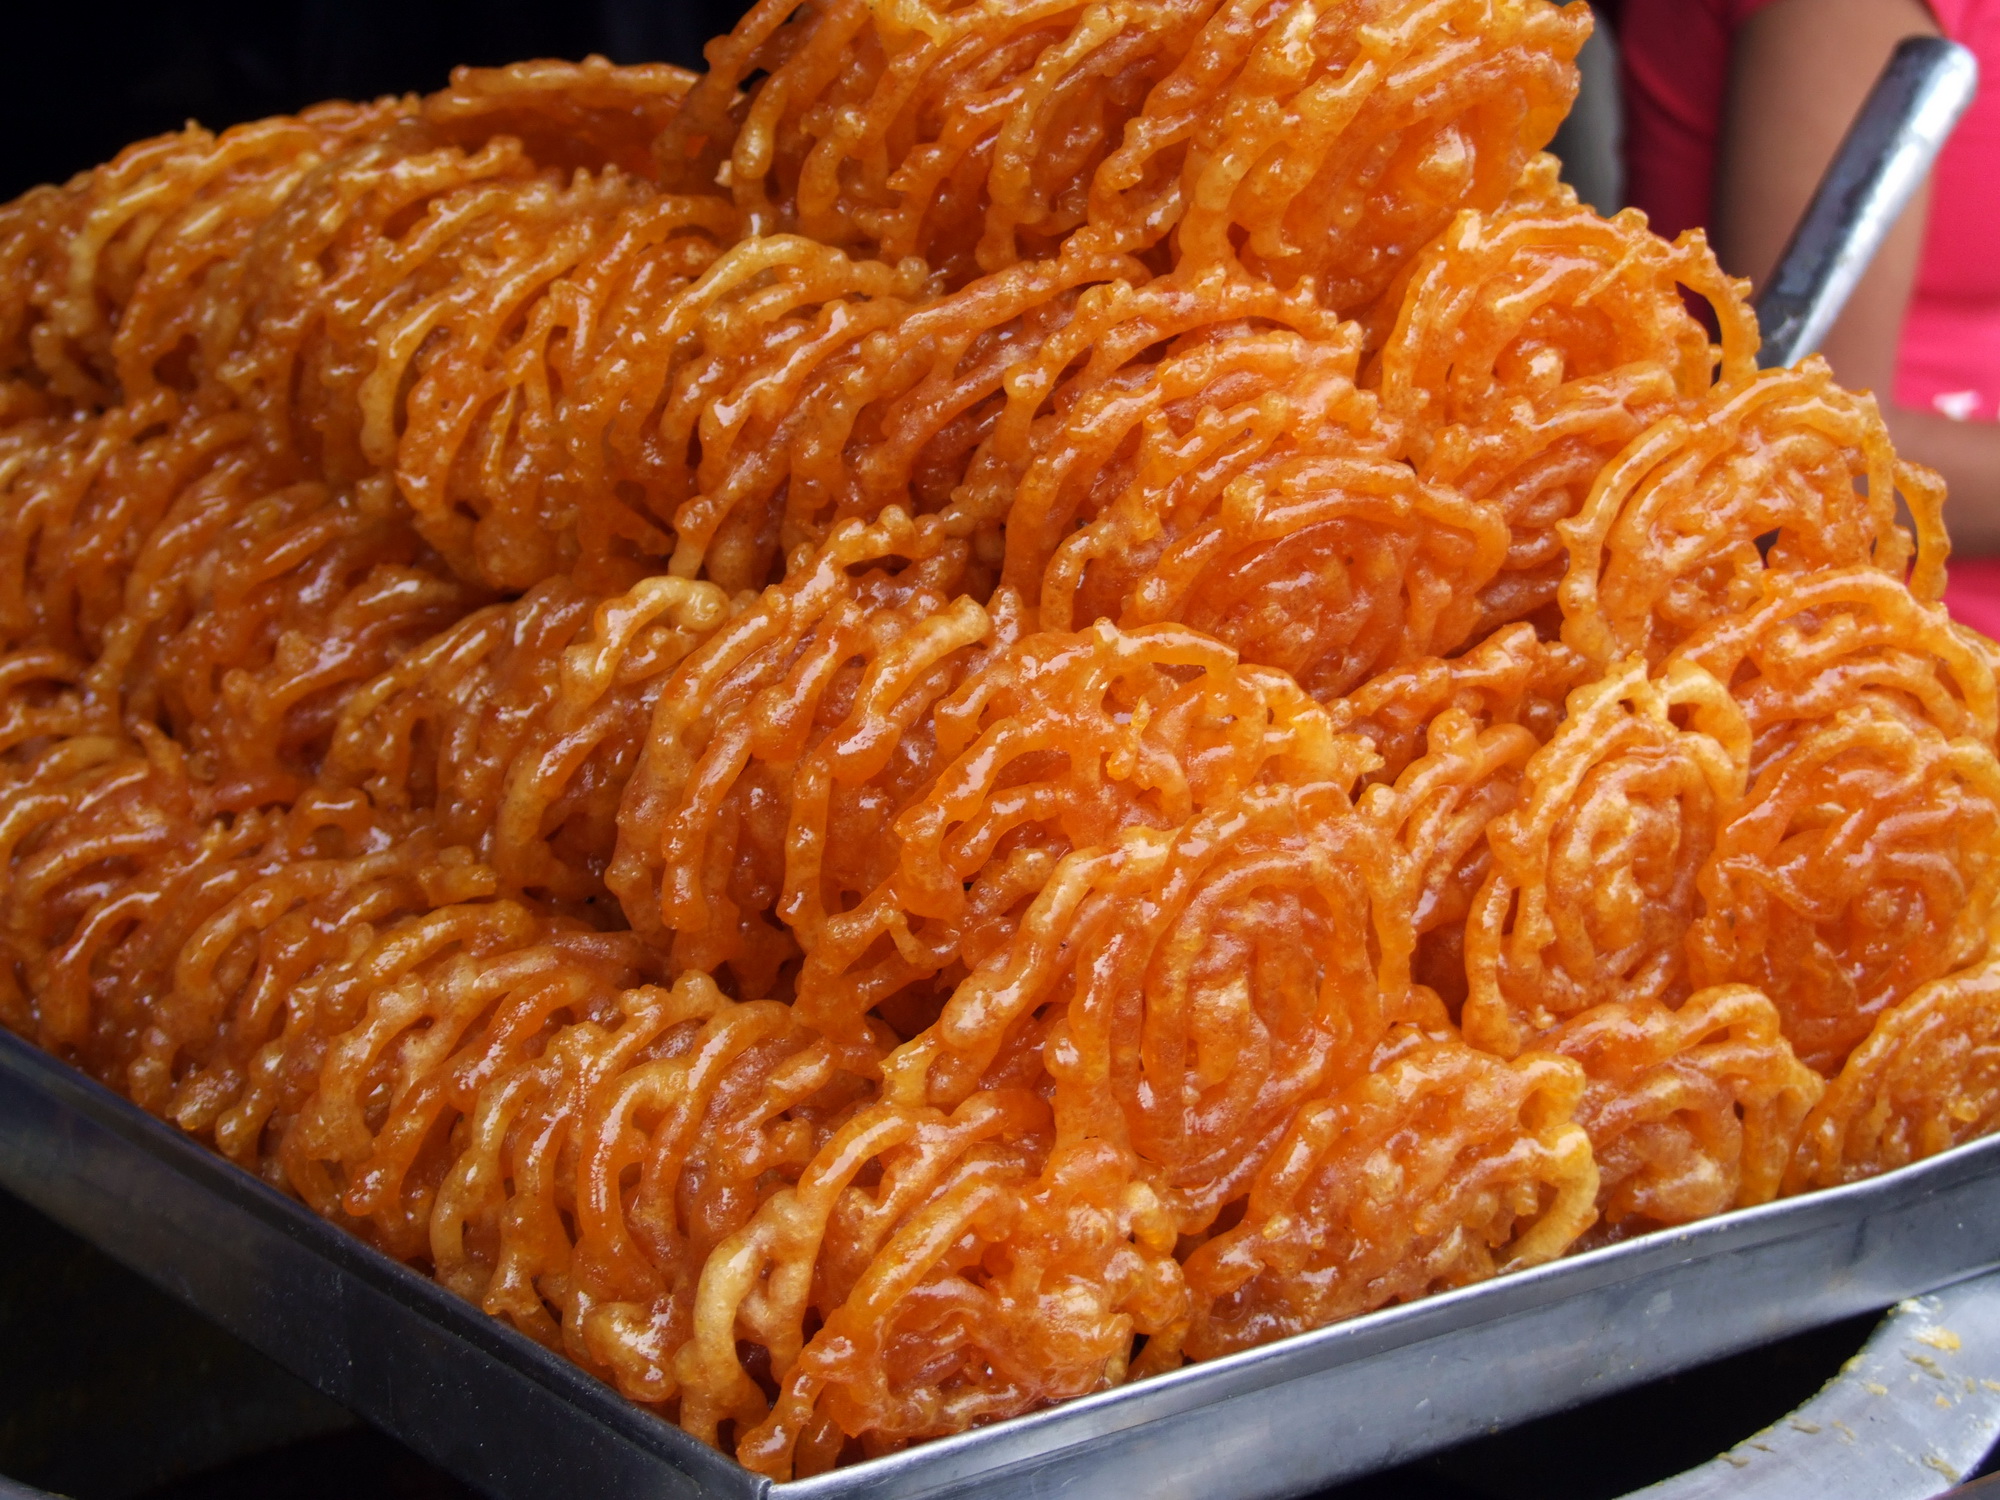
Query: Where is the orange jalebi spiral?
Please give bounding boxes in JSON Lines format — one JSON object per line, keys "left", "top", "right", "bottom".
{"left": 265, "top": 892, "right": 658, "bottom": 1249}
{"left": 324, "top": 569, "right": 733, "bottom": 910}
{"left": 779, "top": 618, "right": 1353, "bottom": 1045}
{"left": 1674, "top": 569, "right": 2000, "bottom": 1072}
{"left": 1787, "top": 948, "right": 2000, "bottom": 1190}
{"left": 1367, "top": 157, "right": 1755, "bottom": 638}
{"left": 444, "top": 971, "right": 888, "bottom": 1400}
{"left": 991, "top": 270, "right": 1514, "bottom": 697}
{"left": 1559, "top": 359, "right": 1948, "bottom": 671}
{"left": 1334, "top": 620, "right": 1585, "bottom": 783}
{"left": 607, "top": 508, "right": 997, "bottom": 997}
{"left": 1180, "top": 1036, "right": 1596, "bottom": 1357}
{"left": 1461, "top": 655, "right": 1751, "bottom": 1056}
{"left": 701, "top": 1085, "right": 1101, "bottom": 1471}
{"left": 1360, "top": 681, "right": 1549, "bottom": 1014}
{"left": 893, "top": 777, "right": 1392, "bottom": 1191}
{"left": 0, "top": 102, "right": 409, "bottom": 417}
{"left": 1114, "top": 0, "right": 1587, "bottom": 304}
{"left": 1541, "top": 985, "right": 1822, "bottom": 1228}
{"left": 5, "top": 0, "right": 2000, "bottom": 1479}
{"left": 656, "top": 0, "right": 1586, "bottom": 298}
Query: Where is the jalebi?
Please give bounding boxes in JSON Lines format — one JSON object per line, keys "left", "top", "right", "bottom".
{"left": 2, "top": 0, "right": 1998, "bottom": 1480}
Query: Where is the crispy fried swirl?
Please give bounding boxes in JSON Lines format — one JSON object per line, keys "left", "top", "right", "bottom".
{"left": 1, "top": 0, "right": 1996, "bottom": 1479}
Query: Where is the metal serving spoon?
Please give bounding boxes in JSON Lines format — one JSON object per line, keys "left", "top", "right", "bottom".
{"left": 1754, "top": 34, "right": 1978, "bottom": 369}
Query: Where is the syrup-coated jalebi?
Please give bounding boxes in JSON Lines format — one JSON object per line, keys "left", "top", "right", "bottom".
{"left": 1674, "top": 569, "right": 2000, "bottom": 1073}
{"left": 656, "top": 0, "right": 1587, "bottom": 296}
{"left": 4, "top": 0, "right": 1999, "bottom": 1480}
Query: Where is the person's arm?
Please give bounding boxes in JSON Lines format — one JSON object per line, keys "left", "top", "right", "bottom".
{"left": 1714, "top": 0, "right": 2000, "bottom": 553}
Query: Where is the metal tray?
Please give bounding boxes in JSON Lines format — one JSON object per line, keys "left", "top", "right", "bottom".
{"left": 5, "top": 1022, "right": 2000, "bottom": 1500}
{"left": 1637, "top": 1270, "right": 2000, "bottom": 1500}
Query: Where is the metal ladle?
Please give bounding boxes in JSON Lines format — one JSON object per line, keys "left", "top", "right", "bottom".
{"left": 1754, "top": 35, "right": 1978, "bottom": 369}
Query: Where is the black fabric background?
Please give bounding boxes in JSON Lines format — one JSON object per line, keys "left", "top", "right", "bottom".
{"left": 0, "top": 0, "right": 754, "bottom": 202}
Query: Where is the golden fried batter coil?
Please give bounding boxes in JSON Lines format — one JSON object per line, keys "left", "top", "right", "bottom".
{"left": 791, "top": 617, "right": 1358, "bottom": 1042}
{"left": 1333, "top": 620, "right": 1586, "bottom": 785}
{"left": 0, "top": 731, "right": 201, "bottom": 1054}
{"left": 1125, "top": 440, "right": 1509, "bottom": 699}
{"left": 894, "top": 782, "right": 1392, "bottom": 1197}
{"left": 429, "top": 972, "right": 806, "bottom": 1350}
{"left": 982, "top": 269, "right": 1355, "bottom": 583}
{"left": 370, "top": 232, "right": 1140, "bottom": 597}
{"left": 1670, "top": 566, "right": 1999, "bottom": 768}
{"left": 1369, "top": 159, "right": 1754, "bottom": 636}
{"left": 324, "top": 581, "right": 602, "bottom": 834}
{"left": 0, "top": 62, "right": 754, "bottom": 719}
{"left": 1542, "top": 985, "right": 1822, "bottom": 1226}
{"left": 1179, "top": 1036, "right": 1596, "bottom": 1359}
{"left": 689, "top": 725, "right": 1405, "bottom": 1475}
{"left": 1786, "top": 949, "right": 2000, "bottom": 1190}
{"left": 1689, "top": 692, "right": 2000, "bottom": 1075}
{"left": 1559, "top": 360, "right": 1949, "bottom": 670}
{"left": 609, "top": 509, "right": 988, "bottom": 999}
{"left": 0, "top": 647, "right": 100, "bottom": 772}
{"left": 324, "top": 570, "right": 731, "bottom": 908}
{"left": 1090, "top": 0, "right": 1588, "bottom": 304}
{"left": 1652, "top": 568, "right": 2000, "bottom": 1071}
{"left": 729, "top": 1114, "right": 1181, "bottom": 1477}
{"left": 3, "top": 65, "right": 710, "bottom": 417}
{"left": 989, "top": 270, "right": 1511, "bottom": 697}
{"left": 1463, "top": 655, "right": 1750, "bottom": 1056}
{"left": 1363, "top": 701, "right": 1539, "bottom": 1019}
{"left": 720, "top": 721, "right": 1430, "bottom": 1471}
{"left": 659, "top": 0, "right": 1216, "bottom": 284}
{"left": 0, "top": 103, "right": 412, "bottom": 415}
{"left": 666, "top": 246, "right": 1151, "bottom": 592}
{"left": 553, "top": 980, "right": 883, "bottom": 1396}
{"left": 358, "top": 175, "right": 739, "bottom": 590}
{"left": 0, "top": 58, "right": 700, "bottom": 421}
{"left": 694, "top": 1086, "right": 1062, "bottom": 1470}
{"left": 0, "top": 404, "right": 263, "bottom": 659}
{"left": 111, "top": 477, "right": 478, "bottom": 784}
{"left": 1370, "top": 159, "right": 1751, "bottom": 431}
{"left": 14, "top": 75, "right": 741, "bottom": 595}
{"left": 277, "top": 903, "right": 661, "bottom": 1258}
{"left": 1026, "top": 321, "right": 1382, "bottom": 638}
{"left": 0, "top": 427, "right": 475, "bottom": 787}
{"left": 420, "top": 57, "right": 701, "bottom": 180}
{"left": 0, "top": 733, "right": 462, "bottom": 1129}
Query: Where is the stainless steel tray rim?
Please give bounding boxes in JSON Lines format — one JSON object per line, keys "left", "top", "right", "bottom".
{"left": 11, "top": 1021, "right": 2000, "bottom": 1500}
{"left": 774, "top": 1129, "right": 2000, "bottom": 1496}
{"left": 0, "top": 1029, "right": 766, "bottom": 1496}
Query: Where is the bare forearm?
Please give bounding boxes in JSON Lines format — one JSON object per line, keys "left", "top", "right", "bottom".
{"left": 1715, "top": 0, "right": 1937, "bottom": 299}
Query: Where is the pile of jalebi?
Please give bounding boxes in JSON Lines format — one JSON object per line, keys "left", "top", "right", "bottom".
{"left": 2, "top": 0, "right": 1997, "bottom": 1476}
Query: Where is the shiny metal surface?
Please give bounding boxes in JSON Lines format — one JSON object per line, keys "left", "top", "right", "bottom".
{"left": 1634, "top": 1267, "right": 2000, "bottom": 1500}
{"left": 6, "top": 1026, "right": 2000, "bottom": 1500}
{"left": 0, "top": 1028, "right": 750, "bottom": 1500}
{"left": 1755, "top": 35, "right": 1978, "bottom": 368}
{"left": 781, "top": 1150, "right": 2000, "bottom": 1500}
